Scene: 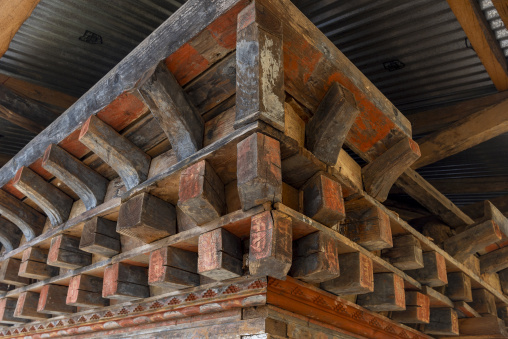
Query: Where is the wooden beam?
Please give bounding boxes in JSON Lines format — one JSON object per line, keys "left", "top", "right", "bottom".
{"left": 457, "top": 316, "right": 508, "bottom": 337}
{"left": 13, "top": 166, "right": 73, "bottom": 226}
{"left": 0, "top": 217, "right": 22, "bottom": 253}
{"left": 78, "top": 115, "right": 151, "bottom": 191}
{"left": 381, "top": 234, "right": 424, "bottom": 270}
{"left": 412, "top": 91, "right": 508, "bottom": 170}
{"left": 424, "top": 308, "right": 459, "bottom": 336}
{"left": 0, "top": 189, "right": 45, "bottom": 241}
{"left": 396, "top": 169, "right": 474, "bottom": 228}
{"left": 103, "top": 263, "right": 149, "bottom": 301}
{"left": 138, "top": 62, "right": 203, "bottom": 160}
{"left": 14, "top": 291, "right": 49, "bottom": 320}
{"left": 446, "top": 272, "right": 472, "bottom": 302}
{"left": 406, "top": 251, "right": 448, "bottom": 287}
{"left": 448, "top": 0, "right": 508, "bottom": 90}
{"left": 480, "top": 246, "right": 508, "bottom": 274}
{"left": 0, "top": 0, "right": 40, "bottom": 58}
{"left": 66, "top": 274, "right": 108, "bottom": 308}
{"left": 391, "top": 291, "right": 430, "bottom": 324}
{"left": 469, "top": 288, "right": 497, "bottom": 316}
{"left": 426, "top": 176, "right": 508, "bottom": 194}
{"left": 320, "top": 252, "right": 374, "bottom": 295}
{"left": 42, "top": 144, "right": 108, "bottom": 210}
{"left": 0, "top": 298, "right": 28, "bottom": 325}
{"left": 462, "top": 195, "right": 508, "bottom": 219}
{"left": 198, "top": 228, "right": 243, "bottom": 280}
{"left": 37, "top": 284, "right": 76, "bottom": 315}
{"left": 79, "top": 217, "right": 120, "bottom": 257}
{"left": 356, "top": 272, "right": 406, "bottom": 312}
{"left": 148, "top": 246, "right": 200, "bottom": 289}
{"left": 301, "top": 173, "right": 345, "bottom": 227}
{"left": 47, "top": 234, "right": 92, "bottom": 269}
{"left": 0, "top": 258, "right": 29, "bottom": 286}
{"left": 19, "top": 247, "right": 58, "bottom": 280}
{"left": 453, "top": 301, "right": 481, "bottom": 318}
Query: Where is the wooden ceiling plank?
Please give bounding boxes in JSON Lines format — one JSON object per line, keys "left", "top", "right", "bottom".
{"left": 447, "top": 0, "right": 508, "bottom": 91}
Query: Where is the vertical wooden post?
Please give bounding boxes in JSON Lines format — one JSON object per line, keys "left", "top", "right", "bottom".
{"left": 103, "top": 263, "right": 150, "bottom": 301}
{"left": 235, "top": 0, "right": 285, "bottom": 131}
{"left": 301, "top": 173, "right": 345, "bottom": 227}
{"left": 14, "top": 292, "right": 49, "bottom": 320}
{"left": 178, "top": 160, "right": 225, "bottom": 225}
{"left": 357, "top": 272, "right": 406, "bottom": 311}
{"left": 148, "top": 246, "right": 199, "bottom": 289}
{"left": 321, "top": 252, "right": 374, "bottom": 295}
{"left": 79, "top": 217, "right": 121, "bottom": 257}
{"left": 37, "top": 284, "right": 76, "bottom": 315}
{"left": 198, "top": 228, "right": 243, "bottom": 280}
{"left": 249, "top": 210, "right": 292, "bottom": 279}
{"left": 66, "top": 274, "right": 108, "bottom": 308}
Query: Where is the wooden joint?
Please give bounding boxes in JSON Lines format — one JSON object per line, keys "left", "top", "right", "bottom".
{"left": 381, "top": 234, "right": 424, "bottom": 270}
{"left": 446, "top": 272, "right": 472, "bottom": 302}
{"left": 0, "top": 298, "right": 28, "bottom": 325}
{"left": 79, "top": 217, "right": 121, "bottom": 257}
{"left": 0, "top": 258, "right": 30, "bottom": 286}
{"left": 391, "top": 291, "right": 430, "bottom": 324}
{"left": 66, "top": 274, "right": 108, "bottom": 308}
{"left": 406, "top": 251, "right": 448, "bottom": 287}
{"left": 103, "top": 263, "right": 149, "bottom": 301}
{"left": 47, "top": 234, "right": 92, "bottom": 269}
{"left": 14, "top": 291, "right": 49, "bottom": 320}
{"left": 469, "top": 288, "right": 497, "bottom": 316}
{"left": 37, "top": 284, "right": 76, "bottom": 315}
{"left": 19, "top": 247, "right": 58, "bottom": 280}
{"left": 423, "top": 308, "right": 459, "bottom": 336}
{"left": 148, "top": 246, "right": 199, "bottom": 289}
{"left": 320, "top": 251, "right": 374, "bottom": 295}
{"left": 356, "top": 272, "right": 406, "bottom": 312}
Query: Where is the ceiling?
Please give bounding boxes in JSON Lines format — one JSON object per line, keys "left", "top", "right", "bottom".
{"left": 0, "top": 0, "right": 506, "bottom": 208}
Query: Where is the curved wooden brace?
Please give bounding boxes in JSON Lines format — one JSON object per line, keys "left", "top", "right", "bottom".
{"left": 0, "top": 189, "right": 45, "bottom": 241}
{"left": 78, "top": 115, "right": 151, "bottom": 191}
{"left": 13, "top": 166, "right": 73, "bottom": 226}
{"left": 0, "top": 217, "right": 23, "bottom": 252}
{"left": 42, "top": 144, "right": 108, "bottom": 210}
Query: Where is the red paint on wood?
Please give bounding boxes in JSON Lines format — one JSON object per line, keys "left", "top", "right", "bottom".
{"left": 96, "top": 92, "right": 148, "bottom": 131}
{"left": 58, "top": 129, "right": 89, "bottom": 159}
{"left": 2, "top": 180, "right": 24, "bottom": 199}
{"left": 102, "top": 263, "right": 119, "bottom": 298}
{"left": 207, "top": 1, "right": 246, "bottom": 49}
{"left": 29, "top": 158, "right": 53, "bottom": 180}
{"left": 165, "top": 43, "right": 210, "bottom": 86}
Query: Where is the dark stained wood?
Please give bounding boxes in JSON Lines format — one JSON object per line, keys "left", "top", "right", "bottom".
{"left": 498, "top": 268, "right": 508, "bottom": 295}
{"left": 281, "top": 147, "right": 326, "bottom": 189}
{"left": 37, "top": 284, "right": 76, "bottom": 315}
{"left": 14, "top": 291, "right": 49, "bottom": 320}
{"left": 423, "top": 308, "right": 459, "bottom": 336}
{"left": 454, "top": 301, "right": 481, "bottom": 318}
{"left": 422, "top": 285, "right": 454, "bottom": 309}
{"left": 382, "top": 234, "right": 424, "bottom": 270}
{"left": 321, "top": 252, "right": 374, "bottom": 295}
{"left": 47, "top": 234, "right": 92, "bottom": 269}
{"left": 284, "top": 100, "right": 305, "bottom": 147}
{"left": 306, "top": 82, "right": 359, "bottom": 166}
{"left": 103, "top": 263, "right": 150, "bottom": 300}
{"left": 406, "top": 251, "right": 448, "bottom": 287}
{"left": 458, "top": 316, "right": 508, "bottom": 337}
{"left": 426, "top": 176, "right": 508, "bottom": 194}
{"left": 356, "top": 273, "right": 406, "bottom": 312}
{"left": 249, "top": 210, "right": 292, "bottom": 279}
{"left": 469, "top": 288, "right": 497, "bottom": 316}
{"left": 362, "top": 137, "right": 420, "bottom": 202}
{"left": 0, "top": 189, "right": 45, "bottom": 241}
{"left": 198, "top": 228, "right": 243, "bottom": 280}
{"left": 13, "top": 166, "right": 73, "bottom": 226}
{"left": 391, "top": 291, "right": 430, "bottom": 324}
{"left": 117, "top": 193, "right": 176, "bottom": 243}
{"left": 396, "top": 169, "right": 474, "bottom": 228}
{"left": 480, "top": 246, "right": 508, "bottom": 274}
{"left": 237, "top": 133, "right": 282, "bottom": 210}
{"left": 0, "top": 258, "right": 30, "bottom": 286}
{"left": 290, "top": 231, "right": 340, "bottom": 283}
{"left": 446, "top": 272, "right": 472, "bottom": 302}
{"left": 148, "top": 246, "right": 200, "bottom": 289}
{"left": 235, "top": 1, "right": 285, "bottom": 131}
{"left": 139, "top": 62, "right": 204, "bottom": 160}
{"left": 301, "top": 173, "right": 345, "bottom": 227}
{"left": 443, "top": 220, "right": 503, "bottom": 261}
{"left": 19, "top": 247, "right": 58, "bottom": 280}
{"left": 66, "top": 274, "right": 108, "bottom": 308}
{"left": 0, "top": 298, "right": 28, "bottom": 325}
{"left": 78, "top": 115, "right": 151, "bottom": 191}
{"left": 42, "top": 144, "right": 109, "bottom": 210}
{"left": 178, "top": 160, "right": 225, "bottom": 225}
{"left": 79, "top": 217, "right": 121, "bottom": 257}
{"left": 339, "top": 198, "right": 392, "bottom": 251}
{"left": 0, "top": 217, "right": 23, "bottom": 253}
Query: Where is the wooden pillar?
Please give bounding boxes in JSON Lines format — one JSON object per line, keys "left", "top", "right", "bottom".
{"left": 103, "top": 263, "right": 150, "bottom": 301}
{"left": 357, "top": 272, "right": 406, "bottom": 312}
{"left": 178, "top": 160, "right": 225, "bottom": 225}
{"left": 391, "top": 291, "right": 430, "bottom": 324}
{"left": 79, "top": 217, "right": 121, "bottom": 257}
{"left": 290, "top": 231, "right": 340, "bottom": 283}
{"left": 0, "top": 298, "right": 27, "bottom": 324}
{"left": 117, "top": 193, "right": 176, "bottom": 243}
{"left": 446, "top": 272, "right": 472, "bottom": 302}
{"left": 37, "top": 284, "right": 76, "bottom": 315}
{"left": 19, "top": 247, "right": 58, "bottom": 280}
{"left": 424, "top": 308, "right": 459, "bottom": 336}
{"left": 198, "top": 228, "right": 243, "bottom": 280}
{"left": 42, "top": 144, "right": 108, "bottom": 210}
{"left": 235, "top": 1, "right": 285, "bottom": 131}
{"left": 340, "top": 198, "right": 392, "bottom": 251}
{"left": 321, "top": 252, "right": 374, "bottom": 295}
{"left": 0, "top": 189, "right": 45, "bottom": 241}
{"left": 249, "top": 210, "right": 292, "bottom": 279}
{"left": 78, "top": 115, "right": 151, "bottom": 190}
{"left": 0, "top": 258, "right": 30, "bottom": 286}
{"left": 138, "top": 62, "right": 204, "bottom": 160}
{"left": 406, "top": 251, "right": 448, "bottom": 287}
{"left": 0, "top": 217, "right": 23, "bottom": 253}
{"left": 382, "top": 234, "right": 424, "bottom": 270}
{"left": 362, "top": 137, "right": 420, "bottom": 202}
{"left": 66, "top": 274, "right": 108, "bottom": 308}
{"left": 14, "top": 292, "right": 49, "bottom": 320}
{"left": 47, "top": 234, "right": 92, "bottom": 269}
{"left": 306, "top": 82, "right": 359, "bottom": 165}
{"left": 148, "top": 246, "right": 199, "bottom": 289}
{"left": 301, "top": 173, "right": 345, "bottom": 227}
{"left": 237, "top": 133, "right": 282, "bottom": 210}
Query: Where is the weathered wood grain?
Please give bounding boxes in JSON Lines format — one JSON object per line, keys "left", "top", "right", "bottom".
{"left": 139, "top": 62, "right": 203, "bottom": 160}
{"left": 423, "top": 308, "right": 459, "bottom": 336}
{"left": 37, "top": 284, "right": 76, "bottom": 315}
{"left": 453, "top": 301, "right": 481, "bottom": 318}
{"left": 382, "top": 234, "right": 424, "bottom": 270}
{"left": 14, "top": 291, "right": 49, "bottom": 320}
{"left": 0, "top": 298, "right": 28, "bottom": 325}
{"left": 391, "top": 291, "right": 430, "bottom": 324}
{"left": 301, "top": 173, "right": 345, "bottom": 227}
{"left": 446, "top": 272, "right": 472, "bottom": 302}
{"left": 66, "top": 274, "right": 108, "bottom": 308}
{"left": 406, "top": 251, "right": 448, "bottom": 287}
{"left": 117, "top": 193, "right": 176, "bottom": 243}
{"left": 320, "top": 252, "right": 374, "bottom": 295}
{"left": 0, "top": 258, "right": 30, "bottom": 286}
{"left": 148, "top": 246, "right": 200, "bottom": 289}
{"left": 79, "top": 115, "right": 151, "bottom": 191}
{"left": 0, "top": 189, "right": 45, "bottom": 241}
{"left": 198, "top": 228, "right": 243, "bottom": 280}
{"left": 235, "top": 1, "right": 285, "bottom": 131}
{"left": 103, "top": 263, "right": 150, "bottom": 300}
{"left": 479, "top": 246, "right": 508, "bottom": 274}
{"left": 19, "top": 247, "right": 58, "bottom": 280}
{"left": 47, "top": 234, "right": 92, "bottom": 269}
{"left": 178, "top": 160, "right": 225, "bottom": 225}
{"left": 79, "top": 217, "right": 121, "bottom": 257}
{"left": 237, "top": 133, "right": 282, "bottom": 210}
{"left": 469, "top": 288, "right": 497, "bottom": 316}
{"left": 306, "top": 82, "right": 359, "bottom": 165}
{"left": 0, "top": 217, "right": 23, "bottom": 253}
{"left": 357, "top": 273, "right": 406, "bottom": 312}
{"left": 42, "top": 144, "right": 109, "bottom": 210}
{"left": 362, "top": 137, "right": 420, "bottom": 202}
{"left": 457, "top": 316, "right": 508, "bottom": 337}
{"left": 13, "top": 166, "right": 73, "bottom": 226}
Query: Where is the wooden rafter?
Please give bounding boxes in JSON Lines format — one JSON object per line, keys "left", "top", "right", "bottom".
{"left": 447, "top": 0, "right": 508, "bottom": 91}
{"left": 0, "top": 0, "right": 40, "bottom": 59}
